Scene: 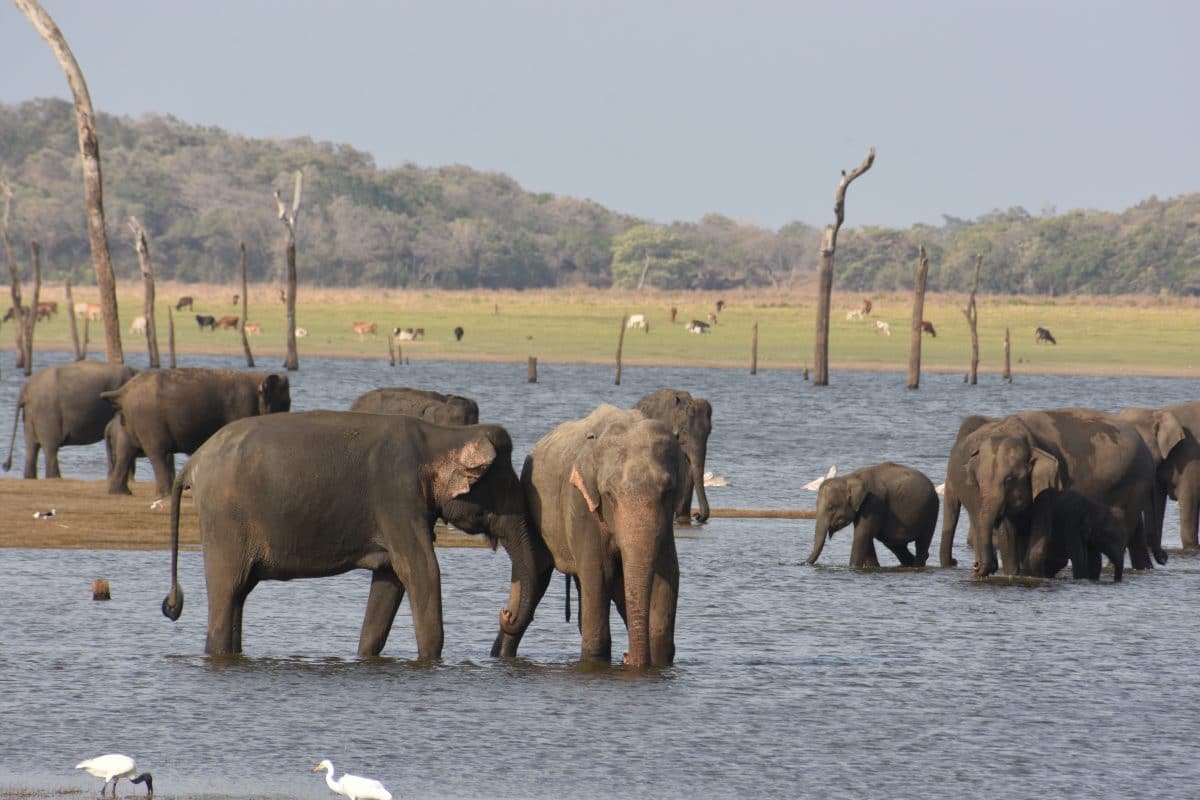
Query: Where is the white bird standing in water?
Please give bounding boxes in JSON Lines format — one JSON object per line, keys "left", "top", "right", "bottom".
{"left": 803, "top": 465, "right": 837, "bottom": 491}
{"left": 75, "top": 754, "right": 154, "bottom": 797}
{"left": 313, "top": 759, "right": 393, "bottom": 800}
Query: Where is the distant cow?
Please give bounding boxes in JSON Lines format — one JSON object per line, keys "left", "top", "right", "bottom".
{"left": 874, "top": 319, "right": 892, "bottom": 337}
{"left": 669, "top": 306, "right": 678, "bottom": 323}
{"left": 862, "top": 298, "right": 873, "bottom": 316}
{"left": 352, "top": 321, "right": 378, "bottom": 340}
{"left": 294, "top": 327, "right": 309, "bottom": 338}
{"left": 453, "top": 326, "right": 464, "bottom": 341}
{"left": 1035, "top": 326, "right": 1057, "bottom": 345}
{"left": 626, "top": 314, "right": 649, "bottom": 332}
{"left": 195, "top": 314, "right": 216, "bottom": 330}
{"left": 175, "top": 296, "right": 193, "bottom": 311}
{"left": 715, "top": 299, "right": 726, "bottom": 313}
{"left": 35, "top": 301, "right": 57, "bottom": 320}
{"left": 243, "top": 322, "right": 263, "bottom": 335}
{"left": 231, "top": 294, "right": 240, "bottom": 306}
{"left": 392, "top": 327, "right": 425, "bottom": 341}
{"left": 3, "top": 305, "right": 27, "bottom": 323}
{"left": 686, "top": 319, "right": 711, "bottom": 334}
{"left": 84, "top": 303, "right": 102, "bottom": 321}
{"left": 73, "top": 302, "right": 90, "bottom": 318}
{"left": 707, "top": 311, "right": 718, "bottom": 325}
{"left": 216, "top": 315, "right": 240, "bottom": 330}
{"left": 846, "top": 309, "right": 865, "bottom": 321}
{"left": 921, "top": 320, "right": 937, "bottom": 337}
{"left": 129, "top": 315, "right": 147, "bottom": 335}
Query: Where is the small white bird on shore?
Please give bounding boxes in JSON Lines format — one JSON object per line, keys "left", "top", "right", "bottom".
{"left": 313, "top": 759, "right": 392, "bottom": 800}
{"left": 702, "top": 471, "right": 729, "bottom": 487}
{"left": 33, "top": 508, "right": 56, "bottom": 519}
{"left": 75, "top": 754, "right": 154, "bottom": 797}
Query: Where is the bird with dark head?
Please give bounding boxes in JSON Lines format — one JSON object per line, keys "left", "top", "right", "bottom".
{"left": 75, "top": 754, "right": 153, "bottom": 797}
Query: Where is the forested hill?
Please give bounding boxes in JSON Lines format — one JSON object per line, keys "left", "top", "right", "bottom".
{"left": 2, "top": 98, "right": 1198, "bottom": 294}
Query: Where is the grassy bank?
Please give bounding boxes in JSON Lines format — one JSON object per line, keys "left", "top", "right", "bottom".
{"left": 16, "top": 283, "right": 1200, "bottom": 376}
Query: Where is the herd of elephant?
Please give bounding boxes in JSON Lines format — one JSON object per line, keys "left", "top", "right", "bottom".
{"left": 7, "top": 360, "right": 1200, "bottom": 669}
{"left": 5, "top": 361, "right": 710, "bottom": 668}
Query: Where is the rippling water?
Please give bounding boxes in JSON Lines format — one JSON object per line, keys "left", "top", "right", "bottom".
{"left": 2, "top": 351, "right": 1199, "bottom": 798}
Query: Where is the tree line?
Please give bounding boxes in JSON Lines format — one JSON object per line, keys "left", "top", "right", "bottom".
{"left": 2, "top": 98, "right": 1197, "bottom": 295}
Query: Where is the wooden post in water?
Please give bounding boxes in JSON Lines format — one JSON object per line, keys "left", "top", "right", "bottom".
{"left": 65, "top": 279, "right": 82, "bottom": 360}
{"left": 907, "top": 245, "right": 929, "bottom": 390}
{"left": 961, "top": 254, "right": 982, "bottom": 385}
{"left": 614, "top": 315, "right": 627, "bottom": 385}
{"left": 166, "top": 306, "right": 175, "bottom": 367}
{"left": 528, "top": 356, "right": 538, "bottom": 383}
{"left": 388, "top": 335, "right": 396, "bottom": 366}
{"left": 22, "top": 240, "right": 41, "bottom": 375}
{"left": 129, "top": 218, "right": 160, "bottom": 368}
{"left": 237, "top": 242, "right": 254, "bottom": 367}
{"left": 750, "top": 322, "right": 759, "bottom": 375}
{"left": 1003, "top": 327, "right": 1012, "bottom": 383}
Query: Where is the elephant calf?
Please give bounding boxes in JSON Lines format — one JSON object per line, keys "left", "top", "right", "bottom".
{"left": 350, "top": 387, "right": 479, "bottom": 425}
{"left": 806, "top": 462, "right": 939, "bottom": 568}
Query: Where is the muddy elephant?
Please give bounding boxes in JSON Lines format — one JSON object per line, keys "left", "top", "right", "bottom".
{"left": 939, "top": 415, "right": 994, "bottom": 568}
{"left": 1118, "top": 402, "right": 1200, "bottom": 552}
{"left": 350, "top": 387, "right": 479, "bottom": 425}
{"left": 102, "top": 368, "right": 291, "bottom": 497}
{"left": 492, "top": 404, "right": 685, "bottom": 667}
{"left": 162, "top": 411, "right": 536, "bottom": 657}
{"left": 3, "top": 361, "right": 138, "bottom": 478}
{"left": 634, "top": 388, "right": 712, "bottom": 523}
{"left": 960, "top": 408, "right": 1158, "bottom": 578}
{"left": 806, "top": 462, "right": 939, "bottom": 568}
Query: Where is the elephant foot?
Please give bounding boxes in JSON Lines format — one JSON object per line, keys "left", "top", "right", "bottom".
{"left": 942, "top": 557, "right": 958, "bottom": 568}
{"left": 1154, "top": 548, "right": 1169, "bottom": 565}
{"left": 674, "top": 514, "right": 693, "bottom": 526}
{"left": 107, "top": 485, "right": 132, "bottom": 496}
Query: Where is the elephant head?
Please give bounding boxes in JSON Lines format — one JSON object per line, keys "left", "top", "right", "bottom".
{"left": 256, "top": 373, "right": 292, "bottom": 414}
{"left": 1118, "top": 405, "right": 1194, "bottom": 553}
{"left": 570, "top": 412, "right": 684, "bottom": 667}
{"left": 806, "top": 475, "right": 865, "bottom": 564}
{"left": 433, "top": 425, "right": 537, "bottom": 637}
{"left": 966, "top": 420, "right": 1062, "bottom": 576}
{"left": 634, "top": 389, "right": 712, "bottom": 523}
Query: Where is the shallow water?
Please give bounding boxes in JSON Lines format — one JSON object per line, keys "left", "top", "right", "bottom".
{"left": 2, "top": 351, "right": 1200, "bottom": 798}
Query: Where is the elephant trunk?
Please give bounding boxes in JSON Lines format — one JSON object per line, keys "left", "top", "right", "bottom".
{"left": 690, "top": 445, "right": 710, "bottom": 523}
{"left": 806, "top": 519, "right": 830, "bottom": 565}
{"left": 3, "top": 391, "right": 23, "bottom": 472}
{"left": 615, "top": 503, "right": 663, "bottom": 668}
{"left": 497, "top": 514, "right": 536, "bottom": 636}
{"left": 973, "top": 497, "right": 1003, "bottom": 577}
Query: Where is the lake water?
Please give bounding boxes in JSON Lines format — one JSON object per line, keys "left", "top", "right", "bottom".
{"left": 2, "top": 350, "right": 1199, "bottom": 799}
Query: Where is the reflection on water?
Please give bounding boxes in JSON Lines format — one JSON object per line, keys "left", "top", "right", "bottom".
{"left": 3, "top": 352, "right": 1200, "bottom": 798}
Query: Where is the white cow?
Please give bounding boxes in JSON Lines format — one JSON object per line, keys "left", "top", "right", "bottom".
{"left": 626, "top": 313, "right": 649, "bottom": 331}
{"left": 874, "top": 319, "right": 892, "bottom": 336}
{"left": 294, "top": 327, "right": 309, "bottom": 338}
{"left": 128, "top": 315, "right": 147, "bottom": 335}
{"left": 846, "top": 309, "right": 865, "bottom": 321}
{"left": 685, "top": 319, "right": 711, "bottom": 334}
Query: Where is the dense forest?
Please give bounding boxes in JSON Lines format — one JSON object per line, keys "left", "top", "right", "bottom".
{"left": 2, "top": 98, "right": 1198, "bottom": 294}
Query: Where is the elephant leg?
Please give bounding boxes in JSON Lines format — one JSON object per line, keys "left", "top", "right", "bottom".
{"left": 913, "top": 525, "right": 934, "bottom": 567}
{"left": 576, "top": 564, "right": 613, "bottom": 663}
{"left": 490, "top": 565, "right": 555, "bottom": 658}
{"left": 44, "top": 444, "right": 62, "bottom": 479}
{"left": 1178, "top": 484, "right": 1200, "bottom": 551}
{"left": 106, "top": 436, "right": 134, "bottom": 495}
{"left": 205, "top": 567, "right": 255, "bottom": 655}
{"left": 22, "top": 437, "right": 39, "bottom": 479}
{"left": 939, "top": 488, "right": 962, "bottom": 567}
{"left": 648, "top": 537, "right": 679, "bottom": 667}
{"left": 392, "top": 545, "right": 444, "bottom": 660}
{"left": 881, "top": 538, "right": 917, "bottom": 567}
{"left": 358, "top": 567, "right": 405, "bottom": 657}
{"left": 148, "top": 451, "right": 175, "bottom": 497}
{"left": 850, "top": 519, "right": 881, "bottom": 568}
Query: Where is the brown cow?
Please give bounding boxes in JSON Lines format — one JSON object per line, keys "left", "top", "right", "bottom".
{"left": 243, "top": 322, "right": 263, "bottom": 335}
{"left": 216, "top": 316, "right": 240, "bottom": 330}
{"left": 921, "top": 320, "right": 937, "bottom": 337}
{"left": 35, "top": 301, "right": 57, "bottom": 320}
{"left": 176, "top": 296, "right": 194, "bottom": 311}
{"left": 352, "top": 321, "right": 378, "bottom": 340}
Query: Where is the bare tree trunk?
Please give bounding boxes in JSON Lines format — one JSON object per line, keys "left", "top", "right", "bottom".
{"left": 129, "top": 218, "right": 159, "bottom": 368}
{"left": 907, "top": 245, "right": 929, "bottom": 390}
{"left": 636, "top": 253, "right": 651, "bottom": 291}
{"left": 81, "top": 316, "right": 89, "bottom": 358}
{"left": 276, "top": 171, "right": 302, "bottom": 371}
{"left": 813, "top": 146, "right": 875, "bottom": 386}
{"left": 750, "top": 322, "right": 759, "bottom": 375}
{"left": 65, "top": 279, "right": 82, "bottom": 360}
{"left": 2, "top": 181, "right": 27, "bottom": 369}
{"left": 528, "top": 356, "right": 537, "bottom": 383}
{"left": 22, "top": 240, "right": 41, "bottom": 375}
{"left": 614, "top": 315, "right": 627, "bottom": 385}
{"left": 15, "top": 0, "right": 122, "bottom": 363}
{"left": 167, "top": 305, "right": 176, "bottom": 367}
{"left": 1003, "top": 327, "right": 1012, "bottom": 383}
{"left": 238, "top": 241, "right": 254, "bottom": 367}
{"left": 960, "top": 255, "right": 982, "bottom": 385}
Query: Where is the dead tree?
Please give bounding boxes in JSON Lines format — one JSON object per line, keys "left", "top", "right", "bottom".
{"left": 1003, "top": 327, "right": 1013, "bottom": 383}
{"left": 615, "top": 315, "right": 628, "bottom": 385}
{"left": 960, "top": 255, "right": 983, "bottom": 385}
{"left": 129, "top": 218, "right": 160, "bottom": 368}
{"left": 275, "top": 171, "right": 302, "bottom": 371}
{"left": 238, "top": 242, "right": 254, "bottom": 367}
{"left": 65, "top": 279, "right": 82, "bottom": 360}
{"left": 907, "top": 246, "right": 929, "bottom": 390}
{"left": 813, "top": 146, "right": 876, "bottom": 386}
{"left": 750, "top": 322, "right": 759, "bottom": 375}
{"left": 15, "top": 0, "right": 123, "bottom": 363}
{"left": 167, "top": 305, "right": 176, "bottom": 368}
{"left": 1, "top": 182, "right": 28, "bottom": 369}
{"left": 20, "top": 241, "right": 42, "bottom": 375}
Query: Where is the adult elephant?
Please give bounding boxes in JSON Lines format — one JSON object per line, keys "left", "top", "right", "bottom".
{"left": 1118, "top": 402, "right": 1200, "bottom": 553}
{"left": 634, "top": 388, "right": 712, "bottom": 523}
{"left": 938, "top": 415, "right": 994, "bottom": 568}
{"left": 962, "top": 408, "right": 1158, "bottom": 578}
{"left": 806, "top": 462, "right": 939, "bottom": 568}
{"left": 350, "top": 387, "right": 479, "bottom": 425}
{"left": 3, "top": 361, "right": 138, "bottom": 479}
{"left": 492, "top": 404, "right": 685, "bottom": 667}
{"left": 103, "top": 368, "right": 291, "bottom": 497}
{"left": 162, "top": 411, "right": 536, "bottom": 657}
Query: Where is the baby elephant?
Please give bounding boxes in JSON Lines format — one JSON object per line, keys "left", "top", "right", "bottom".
{"left": 806, "top": 462, "right": 939, "bottom": 567}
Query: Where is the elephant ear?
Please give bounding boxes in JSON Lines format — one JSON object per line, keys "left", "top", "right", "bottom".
{"left": 846, "top": 476, "right": 870, "bottom": 513}
{"left": 1029, "top": 447, "right": 1062, "bottom": 497}
{"left": 437, "top": 434, "right": 499, "bottom": 501}
{"left": 569, "top": 464, "right": 601, "bottom": 514}
{"left": 964, "top": 448, "right": 981, "bottom": 487}
{"left": 1154, "top": 412, "right": 1187, "bottom": 460}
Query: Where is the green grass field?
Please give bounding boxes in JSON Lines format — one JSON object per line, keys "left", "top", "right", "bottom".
{"left": 16, "top": 284, "right": 1200, "bottom": 377}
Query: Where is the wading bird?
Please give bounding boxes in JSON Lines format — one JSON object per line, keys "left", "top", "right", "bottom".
{"left": 75, "top": 754, "right": 153, "bottom": 797}
{"left": 313, "top": 759, "right": 393, "bottom": 800}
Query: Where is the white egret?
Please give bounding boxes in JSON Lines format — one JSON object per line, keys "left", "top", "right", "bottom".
{"left": 313, "top": 759, "right": 393, "bottom": 800}
{"left": 803, "top": 465, "right": 837, "bottom": 491}
{"left": 75, "top": 754, "right": 154, "bottom": 797}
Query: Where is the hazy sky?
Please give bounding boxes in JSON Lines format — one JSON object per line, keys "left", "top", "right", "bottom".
{"left": 1, "top": 1, "right": 1196, "bottom": 230}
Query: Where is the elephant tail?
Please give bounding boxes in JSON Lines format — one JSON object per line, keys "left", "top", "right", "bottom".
{"left": 2, "top": 385, "right": 25, "bottom": 472}
{"left": 564, "top": 572, "right": 571, "bottom": 622}
{"left": 161, "top": 466, "right": 189, "bottom": 621}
